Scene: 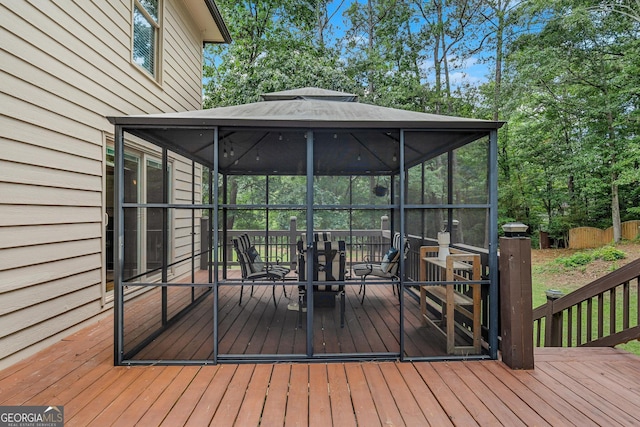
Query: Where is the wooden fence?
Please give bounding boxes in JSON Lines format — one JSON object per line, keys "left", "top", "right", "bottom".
{"left": 569, "top": 220, "right": 640, "bottom": 249}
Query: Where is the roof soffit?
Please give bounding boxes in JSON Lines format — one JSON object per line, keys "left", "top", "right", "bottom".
{"left": 181, "top": 0, "right": 231, "bottom": 44}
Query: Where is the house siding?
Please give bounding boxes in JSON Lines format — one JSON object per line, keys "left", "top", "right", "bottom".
{"left": 0, "top": 0, "right": 213, "bottom": 369}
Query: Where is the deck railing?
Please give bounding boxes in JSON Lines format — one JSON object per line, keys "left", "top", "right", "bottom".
{"left": 221, "top": 226, "right": 391, "bottom": 271}
{"left": 532, "top": 258, "right": 640, "bottom": 347}
{"left": 205, "top": 216, "right": 494, "bottom": 285}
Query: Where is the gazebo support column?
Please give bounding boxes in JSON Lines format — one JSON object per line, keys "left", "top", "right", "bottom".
{"left": 488, "top": 128, "right": 500, "bottom": 359}
{"left": 114, "top": 125, "right": 124, "bottom": 366}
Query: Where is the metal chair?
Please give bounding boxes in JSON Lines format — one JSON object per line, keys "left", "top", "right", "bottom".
{"left": 232, "top": 234, "right": 290, "bottom": 307}
{"left": 352, "top": 232, "right": 409, "bottom": 304}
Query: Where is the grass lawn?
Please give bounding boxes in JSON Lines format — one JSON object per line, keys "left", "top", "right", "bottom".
{"left": 531, "top": 241, "right": 640, "bottom": 355}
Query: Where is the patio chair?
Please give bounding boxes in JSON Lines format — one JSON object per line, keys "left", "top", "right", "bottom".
{"left": 232, "top": 234, "right": 290, "bottom": 307}
{"left": 352, "top": 232, "right": 410, "bottom": 304}
{"left": 296, "top": 235, "right": 346, "bottom": 327}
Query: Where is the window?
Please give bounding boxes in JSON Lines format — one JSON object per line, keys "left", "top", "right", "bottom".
{"left": 132, "top": 0, "right": 161, "bottom": 78}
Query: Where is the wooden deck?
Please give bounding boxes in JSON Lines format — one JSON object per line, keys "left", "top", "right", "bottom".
{"left": 121, "top": 274, "right": 456, "bottom": 361}
{"left": 1, "top": 309, "right": 639, "bottom": 426}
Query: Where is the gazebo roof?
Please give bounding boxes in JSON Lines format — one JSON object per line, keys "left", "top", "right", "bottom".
{"left": 108, "top": 88, "right": 503, "bottom": 175}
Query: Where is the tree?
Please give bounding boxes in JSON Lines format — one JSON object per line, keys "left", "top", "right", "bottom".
{"left": 342, "top": 0, "right": 423, "bottom": 106}
{"left": 204, "top": 0, "right": 355, "bottom": 108}
{"left": 503, "top": 0, "right": 640, "bottom": 241}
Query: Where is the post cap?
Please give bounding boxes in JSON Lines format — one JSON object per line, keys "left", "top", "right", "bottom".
{"left": 545, "top": 289, "right": 564, "bottom": 300}
{"left": 502, "top": 222, "right": 529, "bottom": 237}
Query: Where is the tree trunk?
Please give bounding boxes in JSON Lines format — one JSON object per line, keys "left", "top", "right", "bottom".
{"left": 316, "top": 1, "right": 324, "bottom": 47}
{"left": 432, "top": 0, "right": 443, "bottom": 114}
{"left": 367, "top": 0, "right": 375, "bottom": 96}
{"left": 440, "top": 16, "right": 452, "bottom": 114}
{"left": 494, "top": 6, "right": 504, "bottom": 122}
{"left": 227, "top": 178, "right": 237, "bottom": 230}
{"left": 612, "top": 176, "right": 621, "bottom": 242}
{"left": 606, "top": 110, "right": 621, "bottom": 243}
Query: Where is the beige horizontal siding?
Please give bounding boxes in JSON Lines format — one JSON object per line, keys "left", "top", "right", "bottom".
{"left": 0, "top": 254, "right": 102, "bottom": 293}
{"left": 0, "top": 94, "right": 104, "bottom": 143}
{"left": 0, "top": 116, "right": 102, "bottom": 160}
{"left": 0, "top": 0, "right": 210, "bottom": 368}
{"left": 2, "top": 0, "right": 203, "bottom": 120}
{"left": 82, "top": 0, "right": 131, "bottom": 38}
{"left": 0, "top": 183, "right": 102, "bottom": 207}
{"left": 2, "top": 1, "right": 165, "bottom": 115}
{"left": 0, "top": 36, "right": 134, "bottom": 124}
{"left": 0, "top": 205, "right": 101, "bottom": 227}
{"left": 0, "top": 161, "right": 101, "bottom": 192}
{"left": 1, "top": 137, "right": 101, "bottom": 176}
{"left": 0, "top": 223, "right": 101, "bottom": 250}
{"left": 1, "top": 281, "right": 101, "bottom": 337}
{"left": 0, "top": 238, "right": 102, "bottom": 271}
{"left": 166, "top": 0, "right": 202, "bottom": 78}
{"left": 163, "top": 0, "right": 204, "bottom": 109}
{"left": 0, "top": 270, "right": 98, "bottom": 317}
{"left": 0, "top": 300, "right": 103, "bottom": 361}
{"left": 1, "top": 70, "right": 111, "bottom": 132}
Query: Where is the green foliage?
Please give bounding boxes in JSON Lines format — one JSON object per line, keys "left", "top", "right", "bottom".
{"left": 203, "top": 0, "right": 639, "bottom": 236}
{"left": 591, "top": 246, "right": 627, "bottom": 262}
{"left": 554, "top": 246, "right": 626, "bottom": 268}
{"left": 555, "top": 252, "right": 594, "bottom": 268}
{"left": 204, "top": 0, "right": 358, "bottom": 108}
{"left": 501, "top": 0, "right": 640, "bottom": 240}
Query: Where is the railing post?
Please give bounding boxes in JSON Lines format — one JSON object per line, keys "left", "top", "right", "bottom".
{"left": 289, "top": 216, "right": 297, "bottom": 269}
{"left": 381, "top": 215, "right": 389, "bottom": 233}
{"left": 499, "top": 234, "right": 534, "bottom": 369}
{"left": 545, "top": 289, "right": 564, "bottom": 347}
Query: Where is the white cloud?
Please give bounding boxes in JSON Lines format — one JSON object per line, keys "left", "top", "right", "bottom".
{"left": 449, "top": 71, "right": 485, "bottom": 85}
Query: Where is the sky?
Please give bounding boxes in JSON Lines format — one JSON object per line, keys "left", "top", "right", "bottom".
{"left": 323, "top": 0, "right": 491, "bottom": 88}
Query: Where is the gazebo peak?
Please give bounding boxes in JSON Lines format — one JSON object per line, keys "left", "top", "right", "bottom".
{"left": 260, "top": 87, "right": 358, "bottom": 103}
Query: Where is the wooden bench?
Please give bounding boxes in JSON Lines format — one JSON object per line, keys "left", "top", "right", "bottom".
{"left": 419, "top": 247, "right": 482, "bottom": 355}
{"left": 424, "top": 285, "right": 474, "bottom": 307}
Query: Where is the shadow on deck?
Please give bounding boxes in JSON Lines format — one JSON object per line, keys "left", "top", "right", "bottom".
{"left": 119, "top": 268, "right": 485, "bottom": 362}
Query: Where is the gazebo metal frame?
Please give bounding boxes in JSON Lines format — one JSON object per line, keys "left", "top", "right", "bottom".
{"left": 108, "top": 88, "right": 503, "bottom": 365}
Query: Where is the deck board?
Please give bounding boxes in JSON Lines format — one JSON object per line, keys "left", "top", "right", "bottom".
{"left": 481, "top": 361, "right": 572, "bottom": 425}
{"left": 185, "top": 364, "right": 238, "bottom": 426}
{"left": 361, "top": 363, "right": 405, "bottom": 426}
{"left": 308, "top": 364, "right": 332, "bottom": 427}
{"left": 412, "top": 362, "right": 479, "bottom": 426}
{"left": 537, "top": 361, "right": 640, "bottom": 425}
{"left": 434, "top": 361, "right": 502, "bottom": 426}
{"left": 233, "top": 364, "right": 273, "bottom": 426}
{"left": 344, "top": 363, "right": 383, "bottom": 426}
{"left": 285, "top": 364, "right": 310, "bottom": 427}
{"left": 526, "top": 362, "right": 627, "bottom": 426}
{"left": 1, "top": 293, "right": 640, "bottom": 426}
{"left": 136, "top": 366, "right": 201, "bottom": 427}
{"left": 455, "top": 362, "right": 541, "bottom": 426}
{"left": 259, "top": 364, "right": 290, "bottom": 426}
{"left": 157, "top": 366, "right": 220, "bottom": 427}
{"left": 326, "top": 364, "right": 357, "bottom": 427}
{"left": 395, "top": 362, "right": 454, "bottom": 426}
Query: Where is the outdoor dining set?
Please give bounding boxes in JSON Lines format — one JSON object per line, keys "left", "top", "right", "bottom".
{"left": 232, "top": 232, "right": 409, "bottom": 328}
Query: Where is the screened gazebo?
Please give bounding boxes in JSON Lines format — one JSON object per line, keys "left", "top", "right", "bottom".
{"left": 108, "top": 87, "right": 503, "bottom": 365}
